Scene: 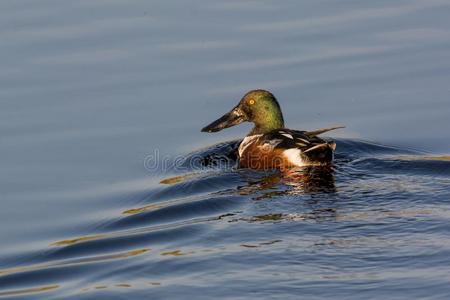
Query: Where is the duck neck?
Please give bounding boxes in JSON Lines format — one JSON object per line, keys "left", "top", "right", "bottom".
{"left": 249, "top": 117, "right": 284, "bottom": 135}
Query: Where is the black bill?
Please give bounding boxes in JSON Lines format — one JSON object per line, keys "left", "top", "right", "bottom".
{"left": 201, "top": 107, "right": 246, "bottom": 133}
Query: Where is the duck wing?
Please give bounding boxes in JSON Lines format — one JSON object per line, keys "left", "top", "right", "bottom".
{"left": 304, "top": 126, "right": 345, "bottom": 137}
{"left": 259, "top": 129, "right": 327, "bottom": 152}
{"left": 259, "top": 128, "right": 340, "bottom": 165}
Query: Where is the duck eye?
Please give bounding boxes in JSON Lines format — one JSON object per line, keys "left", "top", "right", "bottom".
{"left": 248, "top": 99, "right": 255, "bottom": 105}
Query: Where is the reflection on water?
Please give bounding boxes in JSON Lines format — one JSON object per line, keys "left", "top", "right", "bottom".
{"left": 2, "top": 138, "right": 449, "bottom": 299}
{"left": 236, "top": 166, "right": 337, "bottom": 199}
{"left": 0, "top": 249, "right": 149, "bottom": 277}
{"left": 1, "top": 0, "right": 450, "bottom": 299}
{"left": 0, "top": 285, "right": 60, "bottom": 299}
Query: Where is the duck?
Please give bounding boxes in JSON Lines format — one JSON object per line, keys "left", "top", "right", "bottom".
{"left": 201, "top": 89, "right": 343, "bottom": 170}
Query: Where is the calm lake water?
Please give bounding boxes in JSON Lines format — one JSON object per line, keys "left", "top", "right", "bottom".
{"left": 1, "top": 0, "right": 450, "bottom": 299}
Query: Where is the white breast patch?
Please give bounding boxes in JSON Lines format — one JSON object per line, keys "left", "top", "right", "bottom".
{"left": 238, "top": 135, "right": 262, "bottom": 157}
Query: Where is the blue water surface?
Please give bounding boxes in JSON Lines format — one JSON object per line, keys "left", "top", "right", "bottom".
{"left": 1, "top": 0, "right": 450, "bottom": 299}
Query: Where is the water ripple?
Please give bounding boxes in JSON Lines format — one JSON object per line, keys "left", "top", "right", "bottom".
{"left": 242, "top": 0, "right": 450, "bottom": 33}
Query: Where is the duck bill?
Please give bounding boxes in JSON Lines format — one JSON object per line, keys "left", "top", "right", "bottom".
{"left": 201, "top": 107, "right": 245, "bottom": 133}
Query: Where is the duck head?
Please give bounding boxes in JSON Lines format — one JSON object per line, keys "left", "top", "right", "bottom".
{"left": 201, "top": 89, "right": 285, "bottom": 135}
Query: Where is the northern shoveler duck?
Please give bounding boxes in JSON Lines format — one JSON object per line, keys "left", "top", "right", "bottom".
{"left": 201, "top": 89, "right": 343, "bottom": 170}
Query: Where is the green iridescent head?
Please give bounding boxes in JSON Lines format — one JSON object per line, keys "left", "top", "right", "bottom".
{"left": 201, "top": 89, "right": 285, "bottom": 135}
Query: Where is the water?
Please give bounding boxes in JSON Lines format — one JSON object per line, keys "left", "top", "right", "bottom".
{"left": 1, "top": 0, "right": 450, "bottom": 299}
